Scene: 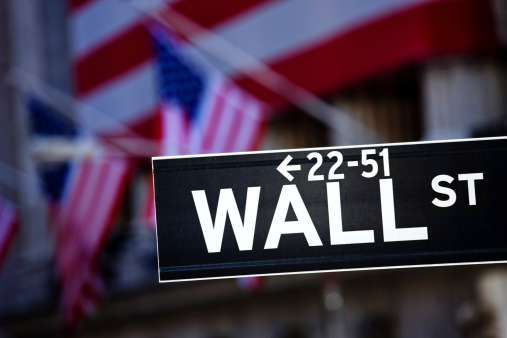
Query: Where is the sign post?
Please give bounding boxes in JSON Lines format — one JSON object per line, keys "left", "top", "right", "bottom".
{"left": 153, "top": 137, "right": 507, "bottom": 282}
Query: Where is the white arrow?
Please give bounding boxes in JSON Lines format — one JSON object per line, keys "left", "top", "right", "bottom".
{"left": 277, "top": 155, "right": 301, "bottom": 182}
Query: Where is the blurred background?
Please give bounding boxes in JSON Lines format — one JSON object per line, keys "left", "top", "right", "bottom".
{"left": 0, "top": 0, "right": 507, "bottom": 337}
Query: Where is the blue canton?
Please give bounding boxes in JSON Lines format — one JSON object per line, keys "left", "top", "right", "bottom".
{"left": 151, "top": 30, "right": 205, "bottom": 121}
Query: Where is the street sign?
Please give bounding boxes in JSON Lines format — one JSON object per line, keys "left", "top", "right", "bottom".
{"left": 153, "top": 137, "right": 507, "bottom": 282}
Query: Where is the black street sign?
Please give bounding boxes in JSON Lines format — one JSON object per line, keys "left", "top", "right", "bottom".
{"left": 152, "top": 137, "right": 507, "bottom": 282}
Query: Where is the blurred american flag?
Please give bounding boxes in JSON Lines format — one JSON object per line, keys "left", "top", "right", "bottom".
{"left": 151, "top": 26, "right": 266, "bottom": 156}
{"left": 28, "top": 98, "right": 132, "bottom": 330}
{"left": 143, "top": 26, "right": 266, "bottom": 229}
{"left": 69, "top": 0, "right": 497, "bottom": 128}
{"left": 55, "top": 157, "right": 131, "bottom": 329}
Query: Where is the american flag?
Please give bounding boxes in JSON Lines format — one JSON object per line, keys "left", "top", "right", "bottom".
{"left": 0, "top": 196, "right": 19, "bottom": 271}
{"left": 28, "top": 98, "right": 132, "bottom": 329}
{"left": 68, "top": 1, "right": 267, "bottom": 230}
{"left": 69, "top": 0, "right": 498, "bottom": 129}
{"left": 152, "top": 26, "right": 266, "bottom": 155}
{"left": 55, "top": 157, "right": 131, "bottom": 329}
{"left": 142, "top": 26, "right": 266, "bottom": 229}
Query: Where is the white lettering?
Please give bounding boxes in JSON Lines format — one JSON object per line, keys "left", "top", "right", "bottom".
{"left": 327, "top": 182, "right": 374, "bottom": 245}
{"left": 458, "top": 173, "right": 483, "bottom": 205}
{"left": 264, "top": 185, "right": 323, "bottom": 249}
{"left": 431, "top": 175, "right": 456, "bottom": 207}
{"left": 381, "top": 179, "right": 428, "bottom": 242}
{"left": 192, "top": 187, "right": 261, "bottom": 253}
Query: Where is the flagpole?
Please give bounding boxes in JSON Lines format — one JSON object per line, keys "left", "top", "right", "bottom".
{"left": 127, "top": 0, "right": 384, "bottom": 145}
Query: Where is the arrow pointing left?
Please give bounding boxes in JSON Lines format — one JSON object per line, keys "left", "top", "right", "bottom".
{"left": 277, "top": 155, "right": 301, "bottom": 182}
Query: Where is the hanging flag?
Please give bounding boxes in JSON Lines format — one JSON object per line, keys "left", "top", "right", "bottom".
{"left": 27, "top": 97, "right": 132, "bottom": 330}
{"left": 141, "top": 26, "right": 266, "bottom": 230}
{"left": 0, "top": 196, "right": 19, "bottom": 272}
{"left": 151, "top": 26, "right": 266, "bottom": 156}
{"left": 69, "top": 0, "right": 499, "bottom": 124}
{"left": 55, "top": 157, "right": 131, "bottom": 329}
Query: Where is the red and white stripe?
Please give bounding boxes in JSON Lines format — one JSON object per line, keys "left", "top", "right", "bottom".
{"left": 69, "top": 0, "right": 498, "bottom": 134}
{"left": 189, "top": 75, "right": 266, "bottom": 155}
{"left": 0, "top": 197, "right": 19, "bottom": 271}
{"left": 54, "top": 157, "right": 131, "bottom": 329}
{"left": 164, "top": 0, "right": 499, "bottom": 107}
